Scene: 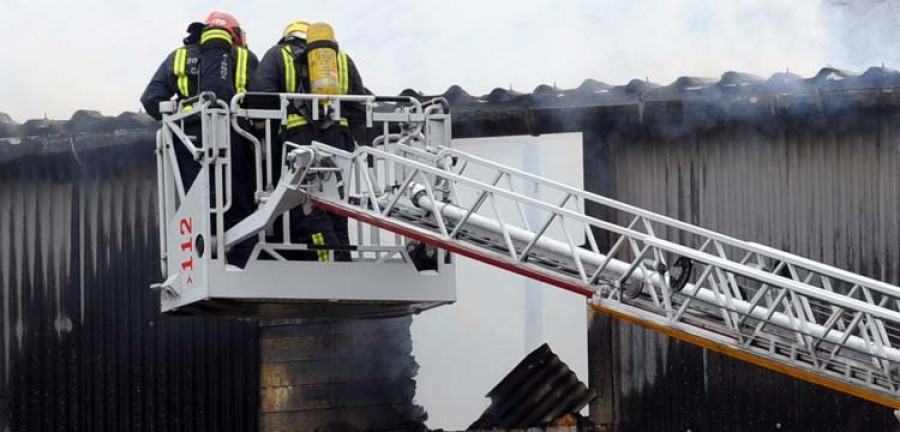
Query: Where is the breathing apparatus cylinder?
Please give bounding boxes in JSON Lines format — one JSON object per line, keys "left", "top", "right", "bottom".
{"left": 306, "top": 22, "right": 340, "bottom": 100}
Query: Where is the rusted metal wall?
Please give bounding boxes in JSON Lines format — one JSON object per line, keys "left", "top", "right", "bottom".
{"left": 583, "top": 106, "right": 900, "bottom": 431}
{"left": 0, "top": 132, "right": 260, "bottom": 431}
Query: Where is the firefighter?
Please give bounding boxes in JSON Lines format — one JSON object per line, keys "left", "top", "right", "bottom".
{"left": 248, "top": 21, "right": 368, "bottom": 262}
{"left": 140, "top": 11, "right": 259, "bottom": 267}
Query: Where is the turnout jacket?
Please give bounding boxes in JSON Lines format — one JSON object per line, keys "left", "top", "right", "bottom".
{"left": 141, "top": 30, "right": 259, "bottom": 121}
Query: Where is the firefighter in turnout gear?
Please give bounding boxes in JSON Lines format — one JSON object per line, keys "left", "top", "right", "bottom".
{"left": 140, "top": 11, "right": 259, "bottom": 267}
{"left": 249, "top": 21, "right": 368, "bottom": 262}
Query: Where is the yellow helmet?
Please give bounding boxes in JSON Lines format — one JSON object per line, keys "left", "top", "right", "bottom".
{"left": 282, "top": 20, "right": 310, "bottom": 40}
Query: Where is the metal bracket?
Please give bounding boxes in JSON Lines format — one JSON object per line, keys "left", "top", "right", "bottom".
{"left": 150, "top": 272, "right": 181, "bottom": 298}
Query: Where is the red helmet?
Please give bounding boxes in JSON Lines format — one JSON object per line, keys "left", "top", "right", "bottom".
{"left": 204, "top": 11, "right": 245, "bottom": 46}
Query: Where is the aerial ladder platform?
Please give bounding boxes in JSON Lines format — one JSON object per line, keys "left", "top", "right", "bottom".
{"left": 155, "top": 92, "right": 900, "bottom": 410}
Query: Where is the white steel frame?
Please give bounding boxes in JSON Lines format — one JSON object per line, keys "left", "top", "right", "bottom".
{"left": 153, "top": 92, "right": 456, "bottom": 317}
{"left": 311, "top": 133, "right": 900, "bottom": 406}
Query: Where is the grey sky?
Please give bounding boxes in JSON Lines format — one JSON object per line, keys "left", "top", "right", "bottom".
{"left": 3, "top": 0, "right": 899, "bottom": 429}
{"left": 2, "top": 1, "right": 894, "bottom": 122}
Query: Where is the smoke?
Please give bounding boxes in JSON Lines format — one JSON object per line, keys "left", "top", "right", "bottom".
{"left": 1, "top": 1, "right": 898, "bottom": 121}
{"left": 360, "top": 0, "right": 838, "bottom": 96}
{"left": 826, "top": 0, "right": 900, "bottom": 70}
{"left": 2, "top": 1, "right": 900, "bottom": 430}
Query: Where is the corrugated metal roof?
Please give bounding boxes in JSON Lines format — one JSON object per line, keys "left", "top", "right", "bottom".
{"left": 4, "top": 65, "right": 900, "bottom": 142}
{"left": 0, "top": 109, "right": 156, "bottom": 139}
{"left": 400, "top": 66, "right": 900, "bottom": 106}
{"left": 469, "top": 344, "right": 595, "bottom": 430}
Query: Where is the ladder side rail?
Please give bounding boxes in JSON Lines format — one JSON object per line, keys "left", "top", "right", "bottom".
{"left": 326, "top": 143, "right": 894, "bottom": 356}
{"left": 347, "top": 145, "right": 900, "bottom": 324}
{"left": 431, "top": 187, "right": 900, "bottom": 332}
{"left": 313, "top": 176, "right": 900, "bottom": 391}
{"left": 432, "top": 145, "right": 900, "bottom": 301}
{"left": 591, "top": 300, "right": 900, "bottom": 407}
{"left": 330, "top": 145, "right": 900, "bottom": 368}
{"left": 435, "top": 146, "right": 900, "bottom": 346}
{"left": 417, "top": 194, "right": 900, "bottom": 376}
{"left": 309, "top": 136, "right": 900, "bottom": 401}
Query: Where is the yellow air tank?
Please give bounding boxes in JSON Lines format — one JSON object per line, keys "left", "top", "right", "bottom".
{"left": 306, "top": 22, "right": 340, "bottom": 98}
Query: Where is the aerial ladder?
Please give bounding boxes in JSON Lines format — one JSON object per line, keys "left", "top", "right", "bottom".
{"left": 155, "top": 91, "right": 900, "bottom": 410}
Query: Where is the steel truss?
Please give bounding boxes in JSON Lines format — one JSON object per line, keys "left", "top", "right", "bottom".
{"left": 305, "top": 114, "right": 900, "bottom": 407}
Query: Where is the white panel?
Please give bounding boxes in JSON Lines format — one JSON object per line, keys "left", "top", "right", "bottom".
{"left": 412, "top": 133, "right": 588, "bottom": 429}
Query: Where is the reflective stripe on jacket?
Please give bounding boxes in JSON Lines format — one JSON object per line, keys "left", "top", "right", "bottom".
{"left": 171, "top": 45, "right": 251, "bottom": 111}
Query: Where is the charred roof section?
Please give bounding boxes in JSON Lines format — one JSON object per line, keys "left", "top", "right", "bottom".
{"left": 0, "top": 109, "right": 157, "bottom": 139}
{"left": 469, "top": 344, "right": 595, "bottom": 430}
{"left": 4, "top": 65, "right": 900, "bottom": 147}
{"left": 0, "top": 109, "right": 157, "bottom": 165}
{"left": 428, "top": 66, "right": 900, "bottom": 138}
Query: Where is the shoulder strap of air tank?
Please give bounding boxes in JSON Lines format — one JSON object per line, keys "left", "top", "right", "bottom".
{"left": 173, "top": 47, "right": 190, "bottom": 97}
{"left": 338, "top": 51, "right": 349, "bottom": 95}
{"left": 281, "top": 45, "right": 297, "bottom": 93}
{"left": 234, "top": 46, "right": 249, "bottom": 94}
